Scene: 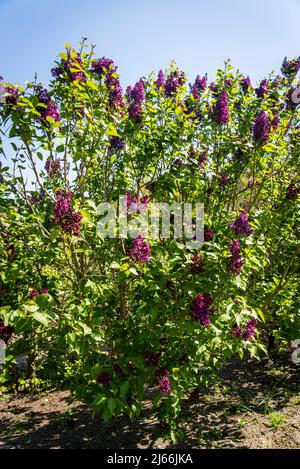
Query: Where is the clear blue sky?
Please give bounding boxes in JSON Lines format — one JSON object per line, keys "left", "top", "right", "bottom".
{"left": 1, "top": 0, "right": 300, "bottom": 89}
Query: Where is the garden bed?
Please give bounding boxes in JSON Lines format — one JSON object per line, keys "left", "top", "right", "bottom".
{"left": 1, "top": 353, "right": 299, "bottom": 449}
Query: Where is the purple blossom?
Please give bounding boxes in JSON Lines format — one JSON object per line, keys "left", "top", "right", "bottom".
{"left": 229, "top": 210, "right": 253, "bottom": 236}
{"left": 213, "top": 90, "right": 229, "bottom": 125}
{"left": 155, "top": 70, "right": 165, "bottom": 90}
{"left": 241, "top": 76, "right": 251, "bottom": 93}
{"left": 165, "top": 71, "right": 185, "bottom": 97}
{"left": 243, "top": 318, "right": 257, "bottom": 341}
{"left": 281, "top": 56, "right": 300, "bottom": 77}
{"left": 5, "top": 86, "right": 19, "bottom": 105}
{"left": 109, "top": 136, "right": 125, "bottom": 151}
{"left": 286, "top": 183, "right": 300, "bottom": 200}
{"left": 92, "top": 57, "right": 115, "bottom": 76}
{"left": 128, "top": 235, "right": 151, "bottom": 263}
{"left": 253, "top": 109, "right": 270, "bottom": 145}
{"left": 53, "top": 191, "right": 82, "bottom": 236}
{"left": 191, "top": 293, "right": 213, "bottom": 327}
{"left": 204, "top": 226, "right": 213, "bottom": 242}
{"left": 255, "top": 79, "right": 268, "bottom": 98}
{"left": 189, "top": 252, "right": 205, "bottom": 274}
{"left": 190, "top": 74, "right": 207, "bottom": 99}
{"left": 219, "top": 172, "right": 230, "bottom": 188}
{"left": 159, "top": 376, "right": 171, "bottom": 394}
{"left": 0, "top": 320, "right": 14, "bottom": 344}
{"left": 40, "top": 101, "right": 61, "bottom": 123}
{"left": 271, "top": 113, "right": 280, "bottom": 130}
{"left": 228, "top": 240, "right": 243, "bottom": 275}
{"left": 198, "top": 148, "right": 208, "bottom": 168}
{"left": 45, "top": 158, "right": 61, "bottom": 177}
{"left": 98, "top": 371, "right": 111, "bottom": 386}
{"left": 127, "top": 80, "right": 145, "bottom": 103}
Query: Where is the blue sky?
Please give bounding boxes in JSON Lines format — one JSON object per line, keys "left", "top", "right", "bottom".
{"left": 1, "top": 0, "right": 300, "bottom": 89}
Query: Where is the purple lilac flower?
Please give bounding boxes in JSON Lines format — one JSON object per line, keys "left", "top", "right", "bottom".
{"left": 40, "top": 101, "right": 61, "bottom": 123}
{"left": 189, "top": 252, "right": 205, "bottom": 274}
{"left": 126, "top": 191, "right": 149, "bottom": 213}
{"left": 219, "top": 172, "right": 230, "bottom": 188}
{"left": 165, "top": 71, "right": 185, "bottom": 97}
{"left": 255, "top": 79, "right": 268, "bottom": 98}
{"left": 204, "top": 226, "right": 213, "bottom": 242}
{"left": 5, "top": 86, "right": 19, "bottom": 105}
{"left": 286, "top": 86, "right": 300, "bottom": 110}
{"left": 127, "top": 80, "right": 145, "bottom": 103}
{"left": 286, "top": 183, "right": 300, "bottom": 199}
{"left": 39, "top": 288, "right": 49, "bottom": 295}
{"left": 281, "top": 56, "right": 300, "bottom": 78}
{"left": 155, "top": 70, "right": 165, "bottom": 90}
{"left": 190, "top": 74, "right": 207, "bottom": 99}
{"left": 253, "top": 109, "right": 270, "bottom": 145}
{"left": 92, "top": 57, "right": 123, "bottom": 109}
{"left": 155, "top": 368, "right": 170, "bottom": 379}
{"left": 241, "top": 76, "right": 251, "bottom": 93}
{"left": 243, "top": 318, "right": 257, "bottom": 341}
{"left": 109, "top": 136, "right": 125, "bottom": 151}
{"left": 0, "top": 320, "right": 14, "bottom": 344}
{"left": 53, "top": 190, "right": 82, "bottom": 236}
{"left": 159, "top": 376, "right": 171, "bottom": 394}
{"left": 45, "top": 158, "right": 61, "bottom": 177}
{"left": 213, "top": 90, "right": 229, "bottom": 125}
{"left": 209, "top": 82, "right": 218, "bottom": 94}
{"left": 229, "top": 210, "right": 253, "bottom": 236}
{"left": 228, "top": 240, "right": 243, "bottom": 275}
{"left": 271, "top": 113, "right": 280, "bottom": 130}
{"left": 98, "top": 371, "right": 111, "bottom": 386}
{"left": 145, "top": 351, "right": 160, "bottom": 367}
{"left": 92, "top": 57, "right": 115, "bottom": 76}
{"left": 128, "top": 235, "right": 151, "bottom": 263}
{"left": 191, "top": 293, "right": 213, "bottom": 327}
{"left": 198, "top": 148, "right": 208, "bottom": 168}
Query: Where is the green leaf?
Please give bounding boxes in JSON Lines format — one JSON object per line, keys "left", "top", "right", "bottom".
{"left": 32, "top": 312, "right": 48, "bottom": 326}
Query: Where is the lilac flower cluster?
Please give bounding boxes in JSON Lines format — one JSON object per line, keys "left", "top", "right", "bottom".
{"left": 126, "top": 191, "right": 149, "bottom": 213}
{"left": 271, "top": 113, "right": 280, "bottom": 130}
{"left": 145, "top": 351, "right": 160, "bottom": 367}
{"left": 229, "top": 210, "right": 253, "bottom": 236}
{"left": 204, "top": 226, "right": 213, "bottom": 242}
{"left": 231, "top": 318, "right": 257, "bottom": 341}
{"left": 165, "top": 70, "right": 186, "bottom": 97}
{"left": 158, "top": 376, "right": 171, "bottom": 394}
{"left": 281, "top": 56, "right": 300, "bottom": 78}
{"left": 126, "top": 79, "right": 145, "bottom": 122}
{"left": 189, "top": 252, "right": 206, "bottom": 274}
{"left": 241, "top": 76, "right": 251, "bottom": 93}
{"left": 51, "top": 51, "right": 86, "bottom": 83}
{"left": 219, "top": 172, "right": 230, "bottom": 188}
{"left": 45, "top": 158, "right": 61, "bottom": 177}
{"left": 128, "top": 235, "right": 151, "bottom": 263}
{"left": 29, "top": 287, "right": 49, "bottom": 299}
{"left": 109, "top": 136, "right": 125, "bottom": 151}
{"left": 190, "top": 74, "right": 208, "bottom": 100}
{"left": 36, "top": 87, "right": 60, "bottom": 123}
{"left": 5, "top": 86, "right": 19, "bottom": 105}
{"left": 286, "top": 183, "right": 300, "bottom": 200}
{"left": 53, "top": 190, "right": 82, "bottom": 236}
{"left": 92, "top": 57, "right": 124, "bottom": 109}
{"left": 255, "top": 79, "right": 268, "bottom": 98}
{"left": 155, "top": 70, "right": 165, "bottom": 90}
{"left": 253, "top": 109, "right": 270, "bottom": 145}
{"left": 97, "top": 371, "right": 111, "bottom": 386}
{"left": 198, "top": 148, "right": 208, "bottom": 168}
{"left": 191, "top": 293, "right": 213, "bottom": 327}
{"left": 30, "top": 190, "right": 45, "bottom": 205}
{"left": 0, "top": 320, "right": 14, "bottom": 344}
{"left": 213, "top": 90, "right": 229, "bottom": 125}
{"left": 228, "top": 240, "right": 243, "bottom": 275}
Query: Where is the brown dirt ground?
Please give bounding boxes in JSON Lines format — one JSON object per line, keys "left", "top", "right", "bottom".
{"left": 0, "top": 353, "right": 300, "bottom": 449}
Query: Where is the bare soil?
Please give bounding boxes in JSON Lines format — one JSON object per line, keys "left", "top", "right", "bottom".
{"left": 0, "top": 353, "right": 300, "bottom": 449}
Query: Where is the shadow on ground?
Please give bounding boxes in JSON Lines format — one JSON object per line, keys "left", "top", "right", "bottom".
{"left": 0, "top": 353, "right": 299, "bottom": 449}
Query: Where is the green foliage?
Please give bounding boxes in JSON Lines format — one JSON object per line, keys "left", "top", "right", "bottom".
{"left": 0, "top": 39, "right": 299, "bottom": 435}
